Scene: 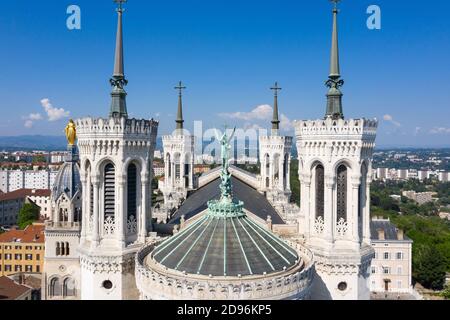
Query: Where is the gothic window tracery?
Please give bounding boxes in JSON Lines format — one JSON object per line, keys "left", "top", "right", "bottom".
{"left": 104, "top": 163, "right": 116, "bottom": 219}
{"left": 49, "top": 277, "right": 61, "bottom": 297}
{"left": 127, "top": 163, "right": 137, "bottom": 220}
{"left": 63, "top": 277, "right": 76, "bottom": 297}
{"left": 336, "top": 164, "right": 348, "bottom": 222}
{"left": 315, "top": 164, "right": 324, "bottom": 219}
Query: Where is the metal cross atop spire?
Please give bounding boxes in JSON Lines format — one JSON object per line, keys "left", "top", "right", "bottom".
{"left": 175, "top": 81, "right": 187, "bottom": 97}
{"left": 270, "top": 82, "right": 282, "bottom": 97}
{"left": 270, "top": 82, "right": 281, "bottom": 134}
{"left": 330, "top": 0, "right": 341, "bottom": 9}
{"left": 175, "top": 81, "right": 186, "bottom": 131}
{"left": 114, "top": 0, "right": 127, "bottom": 12}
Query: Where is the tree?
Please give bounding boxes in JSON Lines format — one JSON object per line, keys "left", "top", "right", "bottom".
{"left": 413, "top": 245, "right": 447, "bottom": 290}
{"left": 17, "top": 202, "right": 40, "bottom": 230}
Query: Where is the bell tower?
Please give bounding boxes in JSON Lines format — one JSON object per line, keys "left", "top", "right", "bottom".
{"left": 295, "top": 0, "right": 378, "bottom": 300}
{"left": 161, "top": 81, "right": 196, "bottom": 210}
{"left": 259, "top": 82, "right": 293, "bottom": 205}
{"left": 76, "top": 0, "right": 158, "bottom": 300}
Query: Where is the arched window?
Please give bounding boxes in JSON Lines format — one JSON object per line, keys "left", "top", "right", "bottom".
{"left": 284, "top": 154, "right": 289, "bottom": 189}
{"left": 65, "top": 242, "right": 70, "bottom": 256}
{"left": 50, "top": 277, "right": 61, "bottom": 297}
{"left": 63, "top": 277, "right": 76, "bottom": 297}
{"left": 104, "top": 163, "right": 116, "bottom": 219}
{"left": 315, "top": 164, "right": 325, "bottom": 219}
{"left": 127, "top": 163, "right": 137, "bottom": 220}
{"left": 60, "top": 242, "right": 65, "bottom": 256}
{"left": 56, "top": 242, "right": 60, "bottom": 256}
{"left": 174, "top": 154, "right": 181, "bottom": 180}
{"left": 273, "top": 154, "right": 280, "bottom": 180}
{"left": 336, "top": 164, "right": 348, "bottom": 221}
{"left": 265, "top": 154, "right": 270, "bottom": 177}
{"left": 167, "top": 154, "right": 171, "bottom": 178}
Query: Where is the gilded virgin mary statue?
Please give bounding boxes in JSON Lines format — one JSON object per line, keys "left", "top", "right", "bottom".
{"left": 65, "top": 119, "right": 77, "bottom": 146}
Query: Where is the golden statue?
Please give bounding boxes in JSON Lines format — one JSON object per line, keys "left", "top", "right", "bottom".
{"left": 65, "top": 119, "right": 77, "bottom": 146}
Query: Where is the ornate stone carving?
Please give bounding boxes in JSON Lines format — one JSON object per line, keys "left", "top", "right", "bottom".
{"left": 336, "top": 218, "right": 348, "bottom": 237}
{"left": 127, "top": 215, "right": 137, "bottom": 235}
{"left": 104, "top": 216, "right": 116, "bottom": 235}
{"left": 314, "top": 216, "right": 325, "bottom": 235}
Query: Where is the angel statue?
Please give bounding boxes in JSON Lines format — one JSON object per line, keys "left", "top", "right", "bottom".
{"left": 215, "top": 126, "right": 236, "bottom": 172}
{"left": 65, "top": 119, "right": 77, "bottom": 146}
{"left": 215, "top": 126, "right": 236, "bottom": 200}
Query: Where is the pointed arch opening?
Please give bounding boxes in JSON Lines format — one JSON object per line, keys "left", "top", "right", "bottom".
{"left": 336, "top": 164, "right": 348, "bottom": 222}
{"left": 315, "top": 164, "right": 325, "bottom": 219}
{"left": 104, "top": 163, "right": 116, "bottom": 220}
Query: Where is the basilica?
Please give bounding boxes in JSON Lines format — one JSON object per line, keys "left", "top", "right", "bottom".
{"left": 42, "top": 1, "right": 378, "bottom": 300}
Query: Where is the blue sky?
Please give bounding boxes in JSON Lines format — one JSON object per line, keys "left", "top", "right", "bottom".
{"left": 0, "top": 0, "right": 449, "bottom": 147}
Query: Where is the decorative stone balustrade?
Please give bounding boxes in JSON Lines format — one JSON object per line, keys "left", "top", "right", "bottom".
{"left": 135, "top": 241, "right": 315, "bottom": 300}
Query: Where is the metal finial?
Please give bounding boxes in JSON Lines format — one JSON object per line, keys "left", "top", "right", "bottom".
{"left": 330, "top": 0, "right": 341, "bottom": 9}
{"left": 175, "top": 81, "right": 187, "bottom": 97}
{"left": 270, "top": 82, "right": 282, "bottom": 97}
{"left": 114, "top": 0, "right": 127, "bottom": 12}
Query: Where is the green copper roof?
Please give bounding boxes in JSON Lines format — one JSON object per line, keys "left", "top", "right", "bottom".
{"left": 152, "top": 126, "right": 299, "bottom": 277}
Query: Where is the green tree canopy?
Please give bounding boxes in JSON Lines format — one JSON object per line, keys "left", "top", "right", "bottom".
{"left": 17, "top": 202, "right": 40, "bottom": 230}
{"left": 413, "top": 245, "right": 447, "bottom": 290}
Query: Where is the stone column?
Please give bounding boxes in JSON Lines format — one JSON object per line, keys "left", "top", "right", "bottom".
{"left": 324, "top": 174, "right": 336, "bottom": 242}
{"left": 92, "top": 176, "right": 100, "bottom": 246}
{"left": 139, "top": 174, "right": 150, "bottom": 241}
{"left": 189, "top": 155, "right": 194, "bottom": 189}
{"left": 301, "top": 172, "right": 312, "bottom": 239}
{"left": 164, "top": 157, "right": 169, "bottom": 188}
{"left": 269, "top": 159, "right": 274, "bottom": 189}
{"left": 287, "top": 158, "right": 291, "bottom": 191}
{"left": 80, "top": 174, "right": 88, "bottom": 242}
{"left": 180, "top": 159, "right": 185, "bottom": 188}
{"left": 363, "top": 175, "right": 372, "bottom": 244}
{"left": 279, "top": 157, "right": 284, "bottom": 191}
{"left": 351, "top": 173, "right": 362, "bottom": 243}
{"left": 118, "top": 175, "right": 126, "bottom": 247}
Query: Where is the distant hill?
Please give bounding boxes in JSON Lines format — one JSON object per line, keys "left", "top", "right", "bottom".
{"left": 0, "top": 136, "right": 67, "bottom": 152}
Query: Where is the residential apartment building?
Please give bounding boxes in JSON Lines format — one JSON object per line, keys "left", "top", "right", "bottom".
{"left": 0, "top": 169, "right": 58, "bottom": 193}
{"left": 0, "top": 189, "right": 51, "bottom": 226}
{"left": 0, "top": 223, "right": 45, "bottom": 277}
{"left": 370, "top": 217, "right": 413, "bottom": 294}
{"left": 402, "top": 190, "right": 435, "bottom": 205}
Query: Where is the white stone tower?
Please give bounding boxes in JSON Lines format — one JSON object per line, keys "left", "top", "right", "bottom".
{"left": 161, "top": 81, "right": 195, "bottom": 210}
{"left": 43, "top": 134, "right": 82, "bottom": 300}
{"left": 294, "top": 1, "right": 378, "bottom": 300}
{"left": 76, "top": 0, "right": 158, "bottom": 300}
{"left": 259, "top": 82, "right": 293, "bottom": 205}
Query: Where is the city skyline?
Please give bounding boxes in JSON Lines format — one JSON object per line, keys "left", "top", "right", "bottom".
{"left": 0, "top": 0, "right": 449, "bottom": 147}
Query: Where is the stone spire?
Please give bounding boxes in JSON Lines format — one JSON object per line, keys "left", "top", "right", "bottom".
{"left": 109, "top": 0, "right": 128, "bottom": 118}
{"left": 325, "top": 0, "right": 344, "bottom": 120}
{"left": 175, "top": 81, "right": 186, "bottom": 132}
{"left": 270, "top": 82, "right": 282, "bottom": 136}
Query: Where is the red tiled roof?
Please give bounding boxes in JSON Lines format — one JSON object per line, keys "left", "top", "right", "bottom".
{"left": 0, "top": 224, "right": 45, "bottom": 244}
{"left": 0, "top": 276, "right": 31, "bottom": 300}
{"left": 0, "top": 189, "right": 51, "bottom": 202}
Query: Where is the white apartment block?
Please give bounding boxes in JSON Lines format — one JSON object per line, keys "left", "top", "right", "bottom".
{"left": 370, "top": 218, "right": 413, "bottom": 294}
{"left": 0, "top": 169, "right": 58, "bottom": 193}
{"left": 439, "top": 171, "right": 450, "bottom": 182}
{"left": 402, "top": 190, "right": 434, "bottom": 205}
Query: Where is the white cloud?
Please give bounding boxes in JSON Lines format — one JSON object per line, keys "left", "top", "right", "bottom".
{"left": 24, "top": 120, "right": 34, "bottom": 128}
{"left": 383, "top": 114, "right": 401, "bottom": 127}
{"left": 243, "top": 123, "right": 264, "bottom": 131}
{"left": 429, "top": 127, "right": 450, "bottom": 135}
{"left": 219, "top": 105, "right": 273, "bottom": 121}
{"left": 414, "top": 127, "right": 422, "bottom": 136}
{"left": 23, "top": 113, "right": 44, "bottom": 128}
{"left": 41, "top": 98, "right": 70, "bottom": 121}
{"left": 280, "top": 114, "right": 294, "bottom": 132}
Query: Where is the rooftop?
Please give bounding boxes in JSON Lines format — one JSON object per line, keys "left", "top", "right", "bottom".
{"left": 0, "top": 189, "right": 51, "bottom": 202}
{"left": 370, "top": 219, "right": 412, "bottom": 242}
{"left": 0, "top": 276, "right": 31, "bottom": 300}
{"left": 0, "top": 223, "right": 45, "bottom": 244}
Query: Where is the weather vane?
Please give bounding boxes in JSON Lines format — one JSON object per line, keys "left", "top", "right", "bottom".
{"left": 175, "top": 81, "right": 187, "bottom": 97}
{"left": 271, "top": 82, "right": 282, "bottom": 97}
